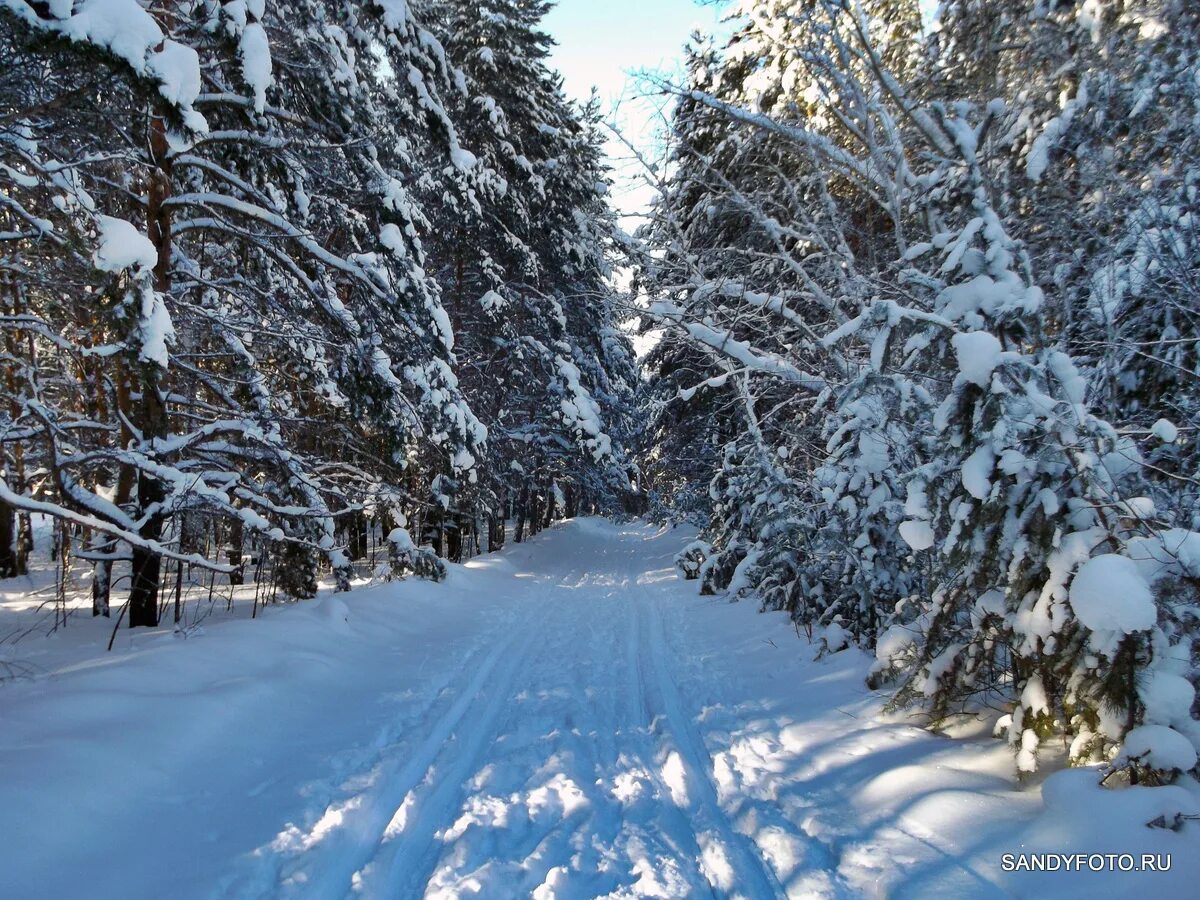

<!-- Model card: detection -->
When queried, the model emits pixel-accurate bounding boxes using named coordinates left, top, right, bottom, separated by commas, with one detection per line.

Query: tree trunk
left=2, top=274, right=30, bottom=576
left=91, top=536, right=114, bottom=617
left=514, top=485, right=529, bottom=543
left=0, top=495, right=16, bottom=578
left=348, top=510, right=368, bottom=561
left=227, top=516, right=244, bottom=586
left=128, top=115, right=173, bottom=628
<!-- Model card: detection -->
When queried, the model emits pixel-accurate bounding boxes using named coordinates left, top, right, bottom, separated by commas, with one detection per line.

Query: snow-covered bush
left=674, top=540, right=712, bottom=580
left=387, top=528, right=448, bottom=584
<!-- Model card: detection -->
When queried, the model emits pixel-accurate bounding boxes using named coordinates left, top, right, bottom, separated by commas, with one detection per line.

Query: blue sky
left=544, top=0, right=731, bottom=224
left=545, top=0, right=727, bottom=105
left=542, top=1, right=937, bottom=225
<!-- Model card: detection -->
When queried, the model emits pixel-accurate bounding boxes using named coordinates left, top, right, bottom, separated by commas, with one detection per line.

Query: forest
left=1, top=0, right=639, bottom=627
left=1, top=1, right=1198, bottom=897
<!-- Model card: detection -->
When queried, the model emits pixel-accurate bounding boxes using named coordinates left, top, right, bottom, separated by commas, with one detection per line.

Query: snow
left=137, top=286, right=175, bottom=368
left=951, top=329, right=1003, bottom=387
left=1102, top=436, right=1144, bottom=479
left=1141, top=671, right=1196, bottom=727
left=1126, top=528, right=1200, bottom=582
left=1068, top=553, right=1157, bottom=635
left=93, top=215, right=156, bottom=273
left=387, top=526, right=416, bottom=551
left=961, top=442, right=996, bottom=500
left=1150, top=418, right=1179, bottom=442
left=1117, top=725, right=1199, bottom=773
left=449, top=144, right=478, bottom=171
left=0, top=520, right=1196, bottom=897
left=379, top=222, right=406, bottom=256
left=149, top=40, right=203, bottom=109
left=478, top=289, right=505, bottom=311
left=899, top=519, right=936, bottom=551
left=238, top=21, right=273, bottom=113
left=2, top=0, right=207, bottom=130
left=374, top=0, right=409, bottom=30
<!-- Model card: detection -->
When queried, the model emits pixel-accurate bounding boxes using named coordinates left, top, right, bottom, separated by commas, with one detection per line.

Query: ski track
left=9, top=519, right=1197, bottom=899
left=226, top=522, right=821, bottom=898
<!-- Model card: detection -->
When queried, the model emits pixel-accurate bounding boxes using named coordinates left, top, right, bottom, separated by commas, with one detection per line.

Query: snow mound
left=1068, top=554, right=1156, bottom=635
left=315, top=594, right=352, bottom=634
left=1117, top=725, right=1198, bottom=773
left=820, top=621, right=849, bottom=653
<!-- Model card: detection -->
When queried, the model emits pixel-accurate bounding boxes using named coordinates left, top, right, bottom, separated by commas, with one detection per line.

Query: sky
left=544, top=0, right=731, bottom=226
left=542, top=0, right=939, bottom=228
left=545, top=0, right=727, bottom=105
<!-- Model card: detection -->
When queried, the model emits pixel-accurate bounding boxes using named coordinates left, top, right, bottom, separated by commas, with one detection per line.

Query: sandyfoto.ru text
left=1001, top=853, right=1171, bottom=873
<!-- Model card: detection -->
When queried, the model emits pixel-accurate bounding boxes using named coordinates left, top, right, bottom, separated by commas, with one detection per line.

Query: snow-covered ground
left=0, top=519, right=1195, bottom=899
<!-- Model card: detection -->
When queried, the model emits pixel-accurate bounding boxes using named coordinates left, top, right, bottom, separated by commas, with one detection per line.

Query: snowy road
left=223, top=519, right=793, bottom=899
left=2, top=519, right=1195, bottom=899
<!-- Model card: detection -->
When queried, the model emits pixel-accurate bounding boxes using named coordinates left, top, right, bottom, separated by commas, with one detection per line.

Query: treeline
left=0, top=0, right=636, bottom=626
left=639, top=0, right=1199, bottom=781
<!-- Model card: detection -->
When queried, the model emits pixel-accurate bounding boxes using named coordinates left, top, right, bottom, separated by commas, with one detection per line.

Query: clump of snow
left=379, top=223, right=407, bottom=257
left=875, top=623, right=916, bottom=664
left=239, top=21, right=273, bottom=113
left=1027, top=83, right=1088, bottom=182
left=1116, top=724, right=1198, bottom=773
left=5, top=0, right=207, bottom=130
left=1150, top=418, right=1179, bottom=443
left=1126, top=528, right=1200, bottom=583
left=1140, top=671, right=1196, bottom=727
left=820, top=621, right=849, bottom=653
left=93, top=216, right=156, bottom=273
left=149, top=40, right=202, bottom=109
left=373, top=0, right=408, bottom=29
left=951, top=330, right=1002, bottom=387
left=899, top=520, right=935, bottom=551
left=137, top=289, right=175, bottom=369
left=556, top=357, right=613, bottom=462
left=1047, top=350, right=1088, bottom=406
left=479, top=290, right=505, bottom=312
left=857, top=429, right=890, bottom=474
left=1101, top=436, right=1143, bottom=478
left=387, top=527, right=416, bottom=551
left=449, top=145, right=477, bottom=171
left=1068, top=554, right=1156, bottom=634
left=961, top=443, right=995, bottom=500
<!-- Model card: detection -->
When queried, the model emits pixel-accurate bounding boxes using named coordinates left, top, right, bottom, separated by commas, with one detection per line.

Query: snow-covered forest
left=636, top=0, right=1200, bottom=787
left=0, top=0, right=638, bottom=625
left=1, top=0, right=1199, bottom=897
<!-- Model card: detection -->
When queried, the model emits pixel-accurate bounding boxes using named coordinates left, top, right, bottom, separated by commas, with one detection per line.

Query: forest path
left=0, top=519, right=1038, bottom=899
left=225, top=519, right=804, bottom=899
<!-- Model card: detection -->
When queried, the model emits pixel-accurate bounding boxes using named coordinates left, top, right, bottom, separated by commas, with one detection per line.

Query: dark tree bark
left=128, top=116, right=173, bottom=628
left=227, top=516, right=244, bottom=586
left=514, top=484, right=529, bottom=543
left=0, top=494, right=16, bottom=579
left=348, top=510, right=368, bottom=561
